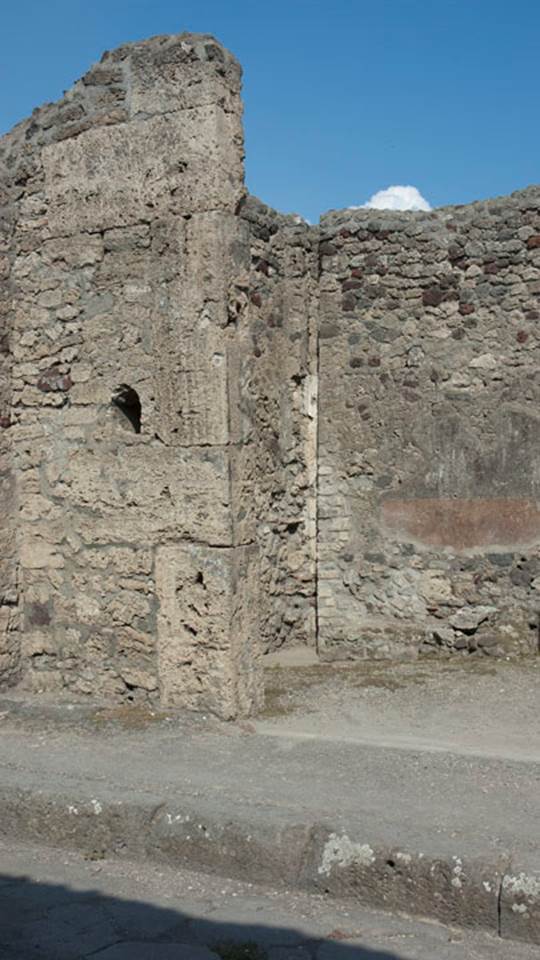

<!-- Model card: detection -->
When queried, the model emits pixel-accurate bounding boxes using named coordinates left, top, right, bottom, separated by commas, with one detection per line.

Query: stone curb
left=0, top=785, right=538, bottom=946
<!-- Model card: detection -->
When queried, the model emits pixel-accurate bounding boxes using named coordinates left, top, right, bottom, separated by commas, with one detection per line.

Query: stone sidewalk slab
left=0, top=688, right=538, bottom=945
left=1, top=838, right=539, bottom=960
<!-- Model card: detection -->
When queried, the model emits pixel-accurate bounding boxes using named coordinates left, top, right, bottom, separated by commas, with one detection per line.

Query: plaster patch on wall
left=381, top=498, right=540, bottom=550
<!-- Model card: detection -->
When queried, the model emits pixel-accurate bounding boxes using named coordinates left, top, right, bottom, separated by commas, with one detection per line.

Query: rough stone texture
left=0, top=31, right=539, bottom=713
left=0, top=34, right=264, bottom=716
left=0, top=129, right=20, bottom=687
left=317, top=192, right=540, bottom=660
left=236, top=197, right=318, bottom=652
left=155, top=542, right=260, bottom=715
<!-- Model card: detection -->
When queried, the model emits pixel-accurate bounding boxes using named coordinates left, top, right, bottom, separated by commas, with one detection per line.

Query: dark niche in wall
left=112, top=384, right=142, bottom=434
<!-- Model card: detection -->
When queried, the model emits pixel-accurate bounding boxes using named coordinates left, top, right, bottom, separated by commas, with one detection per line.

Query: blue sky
left=1, top=0, right=538, bottom=222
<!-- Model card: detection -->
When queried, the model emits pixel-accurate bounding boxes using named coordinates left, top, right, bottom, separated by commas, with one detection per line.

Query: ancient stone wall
left=318, top=190, right=540, bottom=660
left=0, top=147, right=20, bottom=685
left=0, top=34, right=264, bottom=716
left=1, top=32, right=539, bottom=715
left=236, top=197, right=318, bottom=652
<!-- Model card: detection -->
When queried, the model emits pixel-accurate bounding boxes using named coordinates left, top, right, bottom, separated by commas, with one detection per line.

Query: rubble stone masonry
left=318, top=197, right=540, bottom=661
left=0, top=33, right=538, bottom=715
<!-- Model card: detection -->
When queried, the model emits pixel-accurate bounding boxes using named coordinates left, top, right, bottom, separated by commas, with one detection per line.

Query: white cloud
left=361, top=185, right=431, bottom=212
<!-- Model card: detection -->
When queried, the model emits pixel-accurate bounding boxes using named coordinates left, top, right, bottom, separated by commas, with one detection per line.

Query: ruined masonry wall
left=0, top=35, right=265, bottom=716
left=318, top=191, right=540, bottom=659
left=0, top=147, right=19, bottom=684
left=237, top=197, right=318, bottom=652
left=1, top=32, right=539, bottom=716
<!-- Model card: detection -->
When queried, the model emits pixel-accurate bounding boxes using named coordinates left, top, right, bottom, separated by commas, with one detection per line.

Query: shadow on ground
left=0, top=872, right=403, bottom=960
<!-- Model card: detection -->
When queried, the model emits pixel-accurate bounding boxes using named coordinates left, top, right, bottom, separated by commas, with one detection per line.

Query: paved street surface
left=0, top=839, right=536, bottom=960
left=0, top=662, right=539, bottom=943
